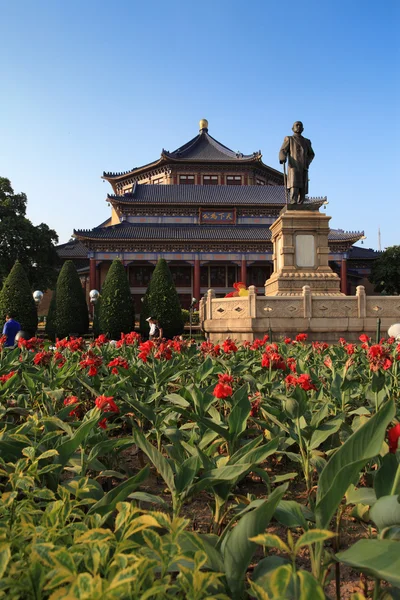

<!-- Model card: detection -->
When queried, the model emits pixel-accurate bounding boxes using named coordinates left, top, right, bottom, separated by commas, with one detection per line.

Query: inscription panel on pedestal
left=295, top=234, right=315, bottom=268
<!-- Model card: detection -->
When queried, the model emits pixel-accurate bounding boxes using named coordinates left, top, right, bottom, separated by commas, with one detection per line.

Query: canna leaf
left=336, top=539, right=400, bottom=587
left=132, top=429, right=175, bottom=493
left=223, top=483, right=288, bottom=599
left=88, top=465, right=149, bottom=516
left=315, top=399, right=395, bottom=529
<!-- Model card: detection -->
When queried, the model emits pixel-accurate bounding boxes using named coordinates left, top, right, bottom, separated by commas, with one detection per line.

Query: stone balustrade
left=200, top=285, right=400, bottom=343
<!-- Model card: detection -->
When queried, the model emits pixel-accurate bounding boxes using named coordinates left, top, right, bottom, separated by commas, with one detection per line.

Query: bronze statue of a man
left=279, top=121, right=315, bottom=204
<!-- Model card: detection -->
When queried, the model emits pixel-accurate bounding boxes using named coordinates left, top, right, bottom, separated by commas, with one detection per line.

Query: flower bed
left=0, top=332, right=399, bottom=599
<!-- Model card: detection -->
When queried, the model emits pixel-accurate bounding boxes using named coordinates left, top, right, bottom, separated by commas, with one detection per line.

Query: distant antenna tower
left=378, top=227, right=381, bottom=251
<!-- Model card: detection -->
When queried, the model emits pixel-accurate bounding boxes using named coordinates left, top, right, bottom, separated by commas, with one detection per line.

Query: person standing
left=2, top=313, right=21, bottom=347
left=279, top=121, right=315, bottom=205
left=146, top=317, right=163, bottom=340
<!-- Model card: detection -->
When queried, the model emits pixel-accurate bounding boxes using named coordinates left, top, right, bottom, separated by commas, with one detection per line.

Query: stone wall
left=200, top=285, right=400, bottom=343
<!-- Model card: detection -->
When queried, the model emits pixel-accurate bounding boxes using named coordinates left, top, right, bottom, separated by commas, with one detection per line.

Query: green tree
left=54, top=261, right=89, bottom=338
left=0, top=261, right=38, bottom=335
left=99, top=260, right=134, bottom=339
left=369, top=245, right=400, bottom=295
left=140, top=258, right=184, bottom=339
left=0, top=177, right=59, bottom=290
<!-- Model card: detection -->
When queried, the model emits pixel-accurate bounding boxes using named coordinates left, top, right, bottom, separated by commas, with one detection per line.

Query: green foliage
left=54, top=260, right=89, bottom=338
left=0, top=177, right=59, bottom=290
left=45, top=288, right=57, bottom=341
left=182, top=309, right=200, bottom=325
left=140, top=258, right=184, bottom=339
left=98, top=260, right=134, bottom=339
left=370, top=245, right=400, bottom=294
left=0, top=261, right=37, bottom=334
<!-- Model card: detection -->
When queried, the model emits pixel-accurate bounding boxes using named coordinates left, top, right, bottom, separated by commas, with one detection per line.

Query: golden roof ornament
left=199, top=118, right=208, bottom=132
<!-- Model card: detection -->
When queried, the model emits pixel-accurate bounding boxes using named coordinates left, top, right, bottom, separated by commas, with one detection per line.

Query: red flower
left=154, top=343, right=173, bottom=360
left=339, top=337, right=347, bottom=346
left=19, top=337, right=43, bottom=351
left=312, top=341, right=328, bottom=353
left=116, top=331, right=141, bottom=348
left=79, top=352, right=103, bottom=376
left=225, top=291, right=238, bottom=298
left=359, top=334, right=370, bottom=344
left=0, top=370, right=16, bottom=384
left=213, top=382, right=233, bottom=399
left=64, top=396, right=80, bottom=417
left=295, top=333, right=308, bottom=343
left=33, top=351, right=52, bottom=366
left=93, top=334, right=109, bottom=347
left=367, top=344, right=392, bottom=372
left=53, top=351, right=66, bottom=368
left=324, top=357, right=333, bottom=369
left=222, top=339, right=238, bottom=354
left=200, top=341, right=221, bottom=357
left=284, top=337, right=292, bottom=344
left=287, top=357, right=297, bottom=373
left=250, top=393, right=262, bottom=417
left=0, top=335, right=7, bottom=348
left=297, top=374, right=317, bottom=391
left=285, top=374, right=298, bottom=388
left=388, top=424, right=400, bottom=453
left=345, top=343, right=356, bottom=355
left=95, top=395, right=119, bottom=413
left=66, top=337, right=85, bottom=352
left=108, top=356, right=129, bottom=374
left=218, top=373, right=234, bottom=384
left=98, top=418, right=108, bottom=429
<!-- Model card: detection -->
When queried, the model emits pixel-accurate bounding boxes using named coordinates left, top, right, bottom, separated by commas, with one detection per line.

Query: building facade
left=63, top=120, right=368, bottom=312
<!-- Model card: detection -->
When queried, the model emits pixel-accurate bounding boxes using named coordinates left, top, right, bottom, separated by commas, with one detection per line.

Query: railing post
left=302, top=285, right=312, bottom=318
left=206, top=289, right=215, bottom=320
left=356, top=285, right=366, bottom=318
left=248, top=285, right=257, bottom=318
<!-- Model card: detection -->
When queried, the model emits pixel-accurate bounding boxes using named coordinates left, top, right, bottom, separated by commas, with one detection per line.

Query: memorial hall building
left=59, top=119, right=375, bottom=312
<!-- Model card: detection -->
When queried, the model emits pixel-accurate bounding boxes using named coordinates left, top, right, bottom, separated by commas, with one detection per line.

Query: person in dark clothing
left=2, top=313, right=21, bottom=347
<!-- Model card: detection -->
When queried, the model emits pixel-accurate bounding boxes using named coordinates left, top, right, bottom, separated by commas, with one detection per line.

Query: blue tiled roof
left=110, top=184, right=326, bottom=206
left=164, top=131, right=257, bottom=162
left=74, top=222, right=362, bottom=243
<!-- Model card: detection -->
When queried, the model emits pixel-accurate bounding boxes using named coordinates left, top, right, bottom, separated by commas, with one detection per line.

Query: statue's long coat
left=279, top=134, right=315, bottom=193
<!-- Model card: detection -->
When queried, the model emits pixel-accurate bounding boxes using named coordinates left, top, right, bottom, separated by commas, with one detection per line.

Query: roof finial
left=199, top=118, right=208, bottom=133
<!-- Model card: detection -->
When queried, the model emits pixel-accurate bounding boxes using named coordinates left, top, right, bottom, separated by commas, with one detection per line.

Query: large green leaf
left=132, top=429, right=175, bottom=493
left=223, top=483, right=288, bottom=599
left=175, top=455, right=200, bottom=495
left=228, top=385, right=251, bottom=439
left=315, top=400, right=395, bottom=529
left=336, top=539, right=400, bottom=587
left=55, top=414, right=99, bottom=468
left=370, top=495, right=400, bottom=531
left=374, top=453, right=400, bottom=498
left=309, top=416, right=343, bottom=450
left=88, top=465, right=149, bottom=516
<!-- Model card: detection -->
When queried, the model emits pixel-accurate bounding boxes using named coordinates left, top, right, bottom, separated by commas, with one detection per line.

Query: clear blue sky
left=1, top=0, right=399, bottom=249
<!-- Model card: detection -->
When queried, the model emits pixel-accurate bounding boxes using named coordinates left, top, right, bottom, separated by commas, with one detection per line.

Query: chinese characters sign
left=200, top=209, right=235, bottom=224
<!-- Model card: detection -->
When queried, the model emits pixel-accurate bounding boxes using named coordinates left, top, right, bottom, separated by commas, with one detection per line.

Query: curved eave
left=102, top=157, right=167, bottom=181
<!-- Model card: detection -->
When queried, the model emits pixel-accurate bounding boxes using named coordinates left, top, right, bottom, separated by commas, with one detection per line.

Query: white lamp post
left=189, top=297, right=197, bottom=339
left=89, top=289, right=100, bottom=328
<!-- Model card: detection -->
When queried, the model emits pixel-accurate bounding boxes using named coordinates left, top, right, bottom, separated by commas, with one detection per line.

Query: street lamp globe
left=89, top=289, right=100, bottom=304
left=388, top=323, right=400, bottom=341
left=33, top=290, right=44, bottom=305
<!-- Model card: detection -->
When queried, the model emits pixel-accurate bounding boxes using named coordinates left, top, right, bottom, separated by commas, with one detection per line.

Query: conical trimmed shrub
left=99, top=260, right=134, bottom=339
left=54, top=260, right=89, bottom=338
left=0, top=261, right=37, bottom=335
left=140, top=258, right=184, bottom=339
left=45, top=289, right=57, bottom=341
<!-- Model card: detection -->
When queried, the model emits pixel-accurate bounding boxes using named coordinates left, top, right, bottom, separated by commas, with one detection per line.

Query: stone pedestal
left=265, top=206, right=342, bottom=296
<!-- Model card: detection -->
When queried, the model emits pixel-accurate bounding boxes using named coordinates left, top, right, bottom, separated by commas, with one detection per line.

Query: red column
left=341, top=258, right=348, bottom=295
left=194, top=259, right=200, bottom=305
left=241, top=258, right=247, bottom=285
left=89, top=258, right=96, bottom=292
